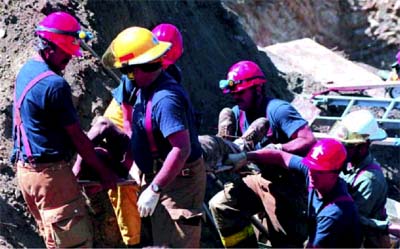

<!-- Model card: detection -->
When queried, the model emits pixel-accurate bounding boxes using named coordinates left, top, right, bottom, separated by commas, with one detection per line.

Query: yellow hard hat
left=102, top=26, right=171, bottom=69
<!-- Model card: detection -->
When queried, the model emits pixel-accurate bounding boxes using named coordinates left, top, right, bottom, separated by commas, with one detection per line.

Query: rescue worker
left=11, top=12, right=117, bottom=248
left=328, top=109, right=394, bottom=247
left=102, top=26, right=205, bottom=248
left=217, top=60, right=316, bottom=154
left=76, top=23, right=183, bottom=246
left=208, top=60, right=316, bottom=247
left=222, top=138, right=362, bottom=247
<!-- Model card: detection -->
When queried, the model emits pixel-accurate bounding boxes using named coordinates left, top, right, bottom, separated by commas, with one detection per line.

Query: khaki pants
left=209, top=172, right=307, bottom=248
left=16, top=161, right=93, bottom=248
left=143, top=157, right=206, bottom=248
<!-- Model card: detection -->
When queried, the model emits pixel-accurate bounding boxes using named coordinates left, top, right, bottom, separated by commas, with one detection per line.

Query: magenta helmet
left=302, top=138, right=347, bottom=172
left=219, top=60, right=266, bottom=94
left=35, top=12, right=82, bottom=56
left=152, top=23, right=183, bottom=68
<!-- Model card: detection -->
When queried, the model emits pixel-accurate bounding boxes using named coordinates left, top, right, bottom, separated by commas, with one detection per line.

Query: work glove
left=264, top=143, right=283, bottom=151
left=224, top=151, right=248, bottom=171
left=137, top=186, right=160, bottom=217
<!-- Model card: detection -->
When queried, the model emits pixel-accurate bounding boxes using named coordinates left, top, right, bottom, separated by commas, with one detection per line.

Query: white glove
left=224, top=152, right=248, bottom=171
left=137, top=186, right=160, bottom=217
left=264, top=143, right=283, bottom=150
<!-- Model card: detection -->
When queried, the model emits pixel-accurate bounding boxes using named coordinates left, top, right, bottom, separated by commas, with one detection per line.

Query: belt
left=150, top=158, right=193, bottom=177
left=17, top=160, right=69, bottom=171
left=180, top=167, right=192, bottom=177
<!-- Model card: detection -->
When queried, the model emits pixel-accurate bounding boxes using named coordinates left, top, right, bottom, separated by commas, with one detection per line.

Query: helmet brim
left=119, top=41, right=171, bottom=68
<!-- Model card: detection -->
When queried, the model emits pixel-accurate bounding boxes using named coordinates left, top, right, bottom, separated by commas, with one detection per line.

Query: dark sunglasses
left=310, top=169, right=340, bottom=175
left=119, top=62, right=162, bottom=75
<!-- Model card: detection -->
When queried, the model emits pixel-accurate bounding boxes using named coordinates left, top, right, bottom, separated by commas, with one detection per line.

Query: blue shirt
left=111, top=75, right=136, bottom=106
left=11, top=58, right=78, bottom=163
left=131, top=71, right=202, bottom=173
left=232, top=98, right=307, bottom=146
left=289, top=156, right=362, bottom=248
left=112, top=65, right=182, bottom=106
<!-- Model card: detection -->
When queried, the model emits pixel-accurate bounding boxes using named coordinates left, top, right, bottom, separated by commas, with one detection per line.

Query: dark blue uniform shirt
left=11, top=59, right=78, bottom=163
left=289, top=155, right=362, bottom=248
left=131, top=71, right=202, bottom=173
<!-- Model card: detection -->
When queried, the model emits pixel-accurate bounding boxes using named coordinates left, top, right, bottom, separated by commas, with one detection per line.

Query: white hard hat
left=329, top=109, right=387, bottom=144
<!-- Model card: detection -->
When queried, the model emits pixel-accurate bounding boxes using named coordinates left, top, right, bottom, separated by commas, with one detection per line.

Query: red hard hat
left=302, top=138, right=347, bottom=172
left=219, top=60, right=266, bottom=94
left=152, top=23, right=183, bottom=68
left=35, top=12, right=82, bottom=56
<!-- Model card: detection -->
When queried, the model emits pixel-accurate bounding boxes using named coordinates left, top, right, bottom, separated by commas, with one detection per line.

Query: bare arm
left=151, top=129, right=191, bottom=188
left=282, top=125, right=316, bottom=155
left=247, top=148, right=293, bottom=169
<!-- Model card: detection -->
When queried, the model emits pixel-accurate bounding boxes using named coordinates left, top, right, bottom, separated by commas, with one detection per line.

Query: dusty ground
left=0, top=0, right=399, bottom=247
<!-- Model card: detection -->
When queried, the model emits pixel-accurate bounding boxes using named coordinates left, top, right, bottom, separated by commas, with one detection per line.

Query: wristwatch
left=151, top=183, right=162, bottom=193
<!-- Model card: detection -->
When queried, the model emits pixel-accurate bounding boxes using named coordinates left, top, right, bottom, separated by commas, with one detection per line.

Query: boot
left=234, top=117, right=269, bottom=151
left=217, top=108, right=237, bottom=141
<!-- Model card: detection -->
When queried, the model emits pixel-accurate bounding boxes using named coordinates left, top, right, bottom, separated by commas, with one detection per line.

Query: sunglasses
left=309, top=169, right=340, bottom=175
left=119, top=62, right=162, bottom=75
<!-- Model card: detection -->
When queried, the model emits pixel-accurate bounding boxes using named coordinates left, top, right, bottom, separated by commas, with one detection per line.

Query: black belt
left=150, top=158, right=193, bottom=177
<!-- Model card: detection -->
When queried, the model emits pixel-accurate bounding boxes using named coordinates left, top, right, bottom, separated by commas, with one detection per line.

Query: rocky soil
left=0, top=0, right=399, bottom=247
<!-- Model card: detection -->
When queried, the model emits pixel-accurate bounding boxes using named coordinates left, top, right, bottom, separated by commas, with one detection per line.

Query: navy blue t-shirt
left=11, top=58, right=78, bottom=163
left=131, top=71, right=202, bottom=173
left=112, top=65, right=182, bottom=106
left=289, top=156, right=362, bottom=248
left=232, top=98, right=307, bottom=146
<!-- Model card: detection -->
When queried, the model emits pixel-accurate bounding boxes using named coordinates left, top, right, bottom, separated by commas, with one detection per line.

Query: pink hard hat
left=35, top=12, right=82, bottom=56
left=219, top=60, right=266, bottom=94
left=302, top=138, right=347, bottom=172
left=152, top=23, right=183, bottom=68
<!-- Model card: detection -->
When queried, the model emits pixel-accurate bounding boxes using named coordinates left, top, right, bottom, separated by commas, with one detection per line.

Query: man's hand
left=389, top=222, right=400, bottom=238
left=137, top=186, right=161, bottom=217
left=224, top=152, right=248, bottom=171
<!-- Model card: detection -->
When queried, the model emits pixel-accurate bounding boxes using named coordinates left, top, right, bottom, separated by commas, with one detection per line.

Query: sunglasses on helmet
left=35, top=26, right=94, bottom=42
left=219, top=76, right=265, bottom=93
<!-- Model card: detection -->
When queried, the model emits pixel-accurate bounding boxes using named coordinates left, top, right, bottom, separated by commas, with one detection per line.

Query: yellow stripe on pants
left=220, top=224, right=255, bottom=247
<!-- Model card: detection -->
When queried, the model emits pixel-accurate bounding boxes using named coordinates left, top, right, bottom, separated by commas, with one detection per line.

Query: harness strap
left=14, top=70, right=55, bottom=163
left=239, top=110, right=246, bottom=135
left=145, top=94, right=159, bottom=157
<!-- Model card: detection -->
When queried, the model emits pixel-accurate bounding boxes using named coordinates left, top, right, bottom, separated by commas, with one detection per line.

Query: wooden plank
left=260, top=38, right=389, bottom=90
